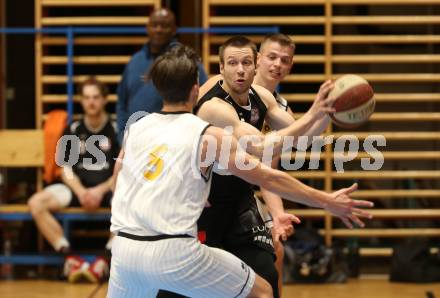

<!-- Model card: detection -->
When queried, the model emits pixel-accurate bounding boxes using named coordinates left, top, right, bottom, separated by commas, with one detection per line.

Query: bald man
left=116, top=8, right=208, bottom=143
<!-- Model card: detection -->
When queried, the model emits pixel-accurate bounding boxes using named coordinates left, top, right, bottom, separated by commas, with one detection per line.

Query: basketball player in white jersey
left=108, top=45, right=373, bottom=298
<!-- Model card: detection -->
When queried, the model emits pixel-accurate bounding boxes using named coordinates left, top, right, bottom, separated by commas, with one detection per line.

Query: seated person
left=28, top=76, right=120, bottom=283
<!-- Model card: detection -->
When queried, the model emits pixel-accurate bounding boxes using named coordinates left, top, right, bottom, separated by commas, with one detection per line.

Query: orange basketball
left=329, top=74, right=375, bottom=128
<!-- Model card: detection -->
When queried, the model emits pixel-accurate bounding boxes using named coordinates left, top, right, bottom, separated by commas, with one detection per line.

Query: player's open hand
left=325, top=183, right=374, bottom=229
left=272, top=212, right=300, bottom=243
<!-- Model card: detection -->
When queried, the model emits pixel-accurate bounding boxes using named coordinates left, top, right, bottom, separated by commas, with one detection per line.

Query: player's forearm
left=260, top=188, right=285, bottom=217
left=260, top=166, right=330, bottom=209
left=265, top=111, right=317, bottom=157
left=231, top=158, right=329, bottom=208
left=299, top=114, right=331, bottom=148
left=259, top=156, right=286, bottom=216
left=226, top=133, right=329, bottom=208
left=95, top=176, right=113, bottom=194
left=61, top=167, right=86, bottom=197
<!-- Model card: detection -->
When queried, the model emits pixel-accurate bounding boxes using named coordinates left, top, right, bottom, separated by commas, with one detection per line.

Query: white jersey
left=108, top=112, right=256, bottom=298
left=110, top=112, right=212, bottom=238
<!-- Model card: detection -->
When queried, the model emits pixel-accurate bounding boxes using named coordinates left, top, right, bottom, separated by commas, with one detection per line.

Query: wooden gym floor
left=0, top=278, right=439, bottom=298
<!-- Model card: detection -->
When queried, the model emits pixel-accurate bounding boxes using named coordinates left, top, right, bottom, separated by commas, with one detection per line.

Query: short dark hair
left=219, top=36, right=257, bottom=65
left=260, top=33, right=296, bottom=54
left=77, top=76, right=109, bottom=98
left=148, top=45, right=199, bottom=103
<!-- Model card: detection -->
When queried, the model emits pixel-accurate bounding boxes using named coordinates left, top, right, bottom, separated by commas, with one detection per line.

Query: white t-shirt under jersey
left=110, top=112, right=211, bottom=237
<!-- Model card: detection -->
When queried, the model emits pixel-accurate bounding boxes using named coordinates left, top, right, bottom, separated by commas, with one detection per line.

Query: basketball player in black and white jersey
left=173, top=36, right=343, bottom=298
left=255, top=33, right=303, bottom=296
left=254, top=33, right=334, bottom=296
left=255, top=34, right=295, bottom=117
left=108, top=44, right=373, bottom=298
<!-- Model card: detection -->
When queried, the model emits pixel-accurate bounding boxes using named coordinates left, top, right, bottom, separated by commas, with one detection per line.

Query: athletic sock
left=54, top=237, right=70, bottom=254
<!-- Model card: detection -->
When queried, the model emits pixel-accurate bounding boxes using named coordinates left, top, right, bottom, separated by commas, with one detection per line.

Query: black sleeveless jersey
left=194, top=80, right=267, bottom=204
left=62, top=117, right=119, bottom=188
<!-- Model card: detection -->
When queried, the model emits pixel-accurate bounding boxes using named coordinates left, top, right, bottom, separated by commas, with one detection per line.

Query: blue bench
left=0, top=204, right=111, bottom=265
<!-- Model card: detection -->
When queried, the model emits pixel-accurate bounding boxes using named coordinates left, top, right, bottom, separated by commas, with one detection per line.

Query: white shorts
left=44, top=183, right=72, bottom=208
left=107, top=235, right=256, bottom=298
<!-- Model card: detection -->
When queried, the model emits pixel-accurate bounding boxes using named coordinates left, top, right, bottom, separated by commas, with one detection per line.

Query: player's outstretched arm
left=200, top=126, right=374, bottom=229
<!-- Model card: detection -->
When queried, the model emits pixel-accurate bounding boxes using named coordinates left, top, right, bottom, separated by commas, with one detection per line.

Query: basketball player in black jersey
left=195, top=36, right=337, bottom=298
left=158, top=38, right=372, bottom=298
left=192, top=35, right=335, bottom=297
left=161, top=36, right=337, bottom=298
left=254, top=34, right=297, bottom=296
left=254, top=33, right=333, bottom=296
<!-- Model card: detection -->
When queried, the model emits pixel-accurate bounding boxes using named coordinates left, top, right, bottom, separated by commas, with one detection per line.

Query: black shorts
left=44, top=183, right=112, bottom=208
left=198, top=195, right=275, bottom=255
left=196, top=196, right=279, bottom=297
left=69, top=191, right=112, bottom=208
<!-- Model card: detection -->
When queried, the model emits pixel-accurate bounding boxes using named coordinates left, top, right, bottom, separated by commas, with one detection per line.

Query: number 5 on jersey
left=143, top=144, right=168, bottom=181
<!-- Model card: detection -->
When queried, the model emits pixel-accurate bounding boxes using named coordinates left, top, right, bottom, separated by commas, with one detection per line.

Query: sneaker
left=63, top=255, right=88, bottom=283
left=83, top=257, right=109, bottom=283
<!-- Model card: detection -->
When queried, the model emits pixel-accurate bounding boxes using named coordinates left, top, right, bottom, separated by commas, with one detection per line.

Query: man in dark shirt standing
left=116, top=8, right=208, bottom=143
